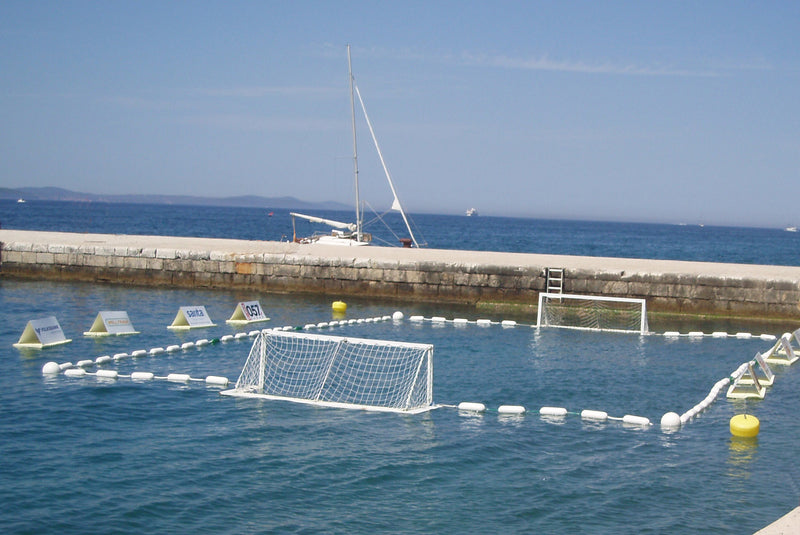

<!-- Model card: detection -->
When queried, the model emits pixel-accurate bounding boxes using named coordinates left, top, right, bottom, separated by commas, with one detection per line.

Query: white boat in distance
left=466, top=207, right=478, bottom=217
left=292, top=45, right=421, bottom=248
left=786, top=226, right=797, bottom=232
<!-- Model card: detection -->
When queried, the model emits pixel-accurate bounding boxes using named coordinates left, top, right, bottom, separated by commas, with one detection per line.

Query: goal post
left=221, top=330, right=436, bottom=414
left=536, top=292, right=649, bottom=335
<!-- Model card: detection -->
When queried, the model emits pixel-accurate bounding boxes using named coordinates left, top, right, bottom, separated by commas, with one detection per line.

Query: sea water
left=1, top=200, right=800, bottom=534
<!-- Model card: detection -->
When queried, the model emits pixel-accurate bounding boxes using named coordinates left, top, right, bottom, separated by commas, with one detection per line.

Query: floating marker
left=539, top=406, right=568, bottom=417
left=13, top=316, right=72, bottom=349
left=476, top=319, right=492, bottom=326
left=83, top=311, right=139, bottom=336
left=167, top=373, right=192, bottom=383
left=42, top=362, right=61, bottom=375
left=431, top=316, right=446, bottom=323
left=131, top=371, right=154, bottom=381
left=581, top=409, right=608, bottom=421
left=453, top=318, right=468, bottom=325
left=167, top=306, right=216, bottom=330
left=205, top=376, right=229, bottom=387
left=735, top=332, right=752, bottom=339
left=498, top=405, right=526, bottom=415
left=712, top=331, right=728, bottom=338
left=196, top=339, right=210, bottom=346
left=501, top=320, right=517, bottom=327
left=149, top=347, right=165, bottom=355
left=233, top=333, right=248, bottom=339
left=165, top=345, right=180, bottom=352
left=131, top=350, right=147, bottom=357
left=220, top=335, right=234, bottom=342
left=458, top=402, right=486, bottom=412
left=65, top=368, right=86, bottom=377
left=688, top=331, right=704, bottom=338
left=730, top=414, right=759, bottom=438
left=113, top=352, right=129, bottom=360
left=77, top=359, right=94, bottom=368
left=96, top=370, right=119, bottom=379
left=180, top=342, right=195, bottom=350
left=410, top=316, right=424, bottom=322
left=622, top=415, right=651, bottom=426
left=95, top=355, right=112, bottom=365
left=332, top=301, right=347, bottom=313
left=663, top=331, right=680, bottom=337
left=660, top=412, right=682, bottom=429
left=226, top=301, right=269, bottom=325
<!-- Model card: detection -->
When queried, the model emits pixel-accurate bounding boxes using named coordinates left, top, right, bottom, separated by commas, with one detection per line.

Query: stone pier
left=1, top=229, right=799, bottom=319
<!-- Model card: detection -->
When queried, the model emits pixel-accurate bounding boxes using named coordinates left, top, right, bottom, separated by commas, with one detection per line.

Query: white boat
left=466, top=208, right=478, bottom=217
left=292, top=45, right=421, bottom=248
left=17, top=198, right=25, bottom=203
left=786, top=226, right=797, bottom=232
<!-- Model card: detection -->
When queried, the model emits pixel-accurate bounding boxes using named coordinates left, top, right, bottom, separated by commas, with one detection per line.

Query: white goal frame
left=536, top=292, right=649, bottom=335
left=221, top=330, right=436, bottom=414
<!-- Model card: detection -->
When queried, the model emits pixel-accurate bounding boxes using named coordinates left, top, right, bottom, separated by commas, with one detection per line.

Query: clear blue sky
left=2, top=1, right=798, bottom=227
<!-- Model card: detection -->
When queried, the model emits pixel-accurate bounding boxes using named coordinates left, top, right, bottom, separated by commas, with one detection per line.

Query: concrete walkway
left=2, top=228, right=800, bottom=279
left=755, top=506, right=800, bottom=534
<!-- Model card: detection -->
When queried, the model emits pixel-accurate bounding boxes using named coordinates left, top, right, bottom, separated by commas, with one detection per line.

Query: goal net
left=221, top=330, right=436, bottom=414
left=536, top=293, right=649, bottom=334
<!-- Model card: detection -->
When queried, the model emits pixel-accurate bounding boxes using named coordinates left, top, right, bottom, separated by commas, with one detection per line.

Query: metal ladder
left=545, top=268, right=564, bottom=295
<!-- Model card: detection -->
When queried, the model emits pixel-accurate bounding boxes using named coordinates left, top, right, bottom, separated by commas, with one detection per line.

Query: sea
left=1, top=199, right=799, bottom=534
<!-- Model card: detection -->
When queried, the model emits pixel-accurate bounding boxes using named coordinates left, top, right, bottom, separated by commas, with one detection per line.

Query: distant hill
left=0, top=187, right=351, bottom=211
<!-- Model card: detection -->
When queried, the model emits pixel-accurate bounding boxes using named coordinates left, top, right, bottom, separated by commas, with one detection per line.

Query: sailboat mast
left=347, top=45, right=362, bottom=242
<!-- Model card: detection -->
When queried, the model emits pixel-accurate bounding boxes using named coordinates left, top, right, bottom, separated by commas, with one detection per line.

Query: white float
left=205, top=376, right=229, bottom=386
left=42, top=362, right=61, bottom=375
left=498, top=405, right=526, bottom=415
left=622, top=415, right=651, bottom=426
left=457, top=402, right=486, bottom=412
left=660, top=412, right=681, bottom=430
left=167, top=373, right=191, bottom=383
left=539, top=406, right=568, bottom=417
left=96, top=370, right=119, bottom=379
left=581, top=409, right=608, bottom=421
left=131, top=371, right=154, bottom=380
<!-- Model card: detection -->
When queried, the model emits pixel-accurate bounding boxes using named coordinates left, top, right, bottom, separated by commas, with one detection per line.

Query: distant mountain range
left=0, top=187, right=351, bottom=211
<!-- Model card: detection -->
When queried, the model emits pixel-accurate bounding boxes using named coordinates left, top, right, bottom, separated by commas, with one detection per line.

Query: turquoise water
left=2, top=279, right=799, bottom=534
left=2, top=200, right=800, bottom=532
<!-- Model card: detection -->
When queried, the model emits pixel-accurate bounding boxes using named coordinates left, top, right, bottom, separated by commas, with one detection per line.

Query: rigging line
left=353, top=83, right=420, bottom=248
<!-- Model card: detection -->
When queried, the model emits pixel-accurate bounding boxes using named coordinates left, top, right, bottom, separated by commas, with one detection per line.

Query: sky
left=1, top=1, right=799, bottom=227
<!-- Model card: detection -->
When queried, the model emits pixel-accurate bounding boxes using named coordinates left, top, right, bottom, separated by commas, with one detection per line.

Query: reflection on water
left=727, top=436, right=758, bottom=479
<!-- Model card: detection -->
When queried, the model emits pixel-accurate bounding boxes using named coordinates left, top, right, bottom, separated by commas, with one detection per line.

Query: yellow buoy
left=332, top=301, right=347, bottom=314
left=730, top=414, right=759, bottom=438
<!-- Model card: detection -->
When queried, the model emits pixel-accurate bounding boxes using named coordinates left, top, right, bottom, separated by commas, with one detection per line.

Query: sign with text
left=226, top=301, right=269, bottom=325
left=14, top=316, right=72, bottom=348
left=168, top=306, right=216, bottom=330
left=84, top=311, right=139, bottom=336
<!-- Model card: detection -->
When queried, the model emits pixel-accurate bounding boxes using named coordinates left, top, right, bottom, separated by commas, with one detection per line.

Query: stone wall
left=1, top=233, right=799, bottom=319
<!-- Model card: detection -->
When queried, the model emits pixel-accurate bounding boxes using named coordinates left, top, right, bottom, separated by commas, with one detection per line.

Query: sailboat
left=291, top=45, right=421, bottom=248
